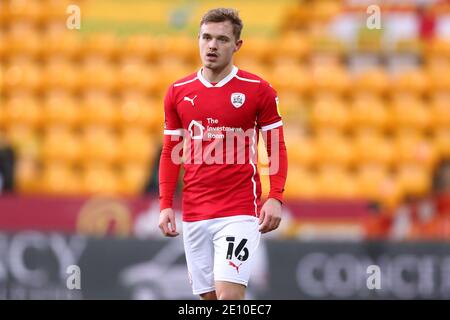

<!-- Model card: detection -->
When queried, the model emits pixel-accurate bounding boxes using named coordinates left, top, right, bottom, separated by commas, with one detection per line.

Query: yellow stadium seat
left=40, top=30, right=81, bottom=60
left=5, top=0, right=43, bottom=23
left=42, top=58, right=79, bottom=91
left=117, top=63, right=159, bottom=93
left=4, top=59, right=41, bottom=92
left=310, top=94, right=349, bottom=130
left=0, top=30, right=5, bottom=60
left=79, top=58, right=117, bottom=92
left=41, top=126, right=80, bottom=164
left=159, top=36, right=198, bottom=65
left=391, top=68, right=429, bottom=95
left=270, top=62, right=310, bottom=94
left=40, top=162, right=81, bottom=195
left=284, top=166, right=317, bottom=199
left=389, top=93, right=431, bottom=130
left=238, top=37, right=271, bottom=64
left=121, top=35, right=158, bottom=61
left=117, top=128, right=156, bottom=164
left=348, top=93, right=389, bottom=130
left=79, top=91, right=117, bottom=127
left=117, top=162, right=150, bottom=195
left=353, top=67, right=389, bottom=95
left=316, top=165, right=357, bottom=199
left=353, top=128, right=394, bottom=167
left=314, top=129, right=353, bottom=167
left=285, top=130, right=316, bottom=167
left=80, top=126, right=119, bottom=164
left=15, top=156, right=39, bottom=194
left=82, top=33, right=119, bottom=59
left=276, top=91, right=308, bottom=123
left=273, top=32, right=310, bottom=62
left=396, top=163, right=432, bottom=198
left=42, top=90, right=80, bottom=127
left=430, top=93, right=450, bottom=129
left=433, top=127, right=450, bottom=158
left=80, top=163, right=120, bottom=195
left=394, top=129, right=438, bottom=169
left=117, top=94, right=162, bottom=131
left=4, top=21, right=41, bottom=57
left=427, top=63, right=450, bottom=92
left=4, top=94, right=41, bottom=128
left=310, top=64, right=350, bottom=94
left=40, top=0, right=72, bottom=22
left=355, top=164, right=402, bottom=209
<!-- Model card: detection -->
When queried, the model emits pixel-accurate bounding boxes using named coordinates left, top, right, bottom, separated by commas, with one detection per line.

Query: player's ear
left=234, top=39, right=243, bottom=52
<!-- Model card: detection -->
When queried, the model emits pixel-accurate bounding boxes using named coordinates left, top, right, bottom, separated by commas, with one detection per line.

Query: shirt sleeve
left=256, top=81, right=283, bottom=131
left=163, top=85, right=183, bottom=136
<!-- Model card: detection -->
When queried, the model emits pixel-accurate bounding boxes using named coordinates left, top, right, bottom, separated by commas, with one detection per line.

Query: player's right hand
left=158, top=208, right=180, bottom=237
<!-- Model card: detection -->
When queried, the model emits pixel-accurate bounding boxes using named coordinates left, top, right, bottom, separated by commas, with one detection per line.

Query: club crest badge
left=231, top=93, right=245, bottom=108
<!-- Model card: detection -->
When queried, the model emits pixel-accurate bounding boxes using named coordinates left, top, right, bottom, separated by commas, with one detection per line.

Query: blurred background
left=1, top=0, right=450, bottom=299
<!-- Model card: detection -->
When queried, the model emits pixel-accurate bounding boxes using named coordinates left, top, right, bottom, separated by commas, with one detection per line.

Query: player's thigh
left=212, top=215, right=261, bottom=286
left=183, top=220, right=215, bottom=295
left=215, top=280, right=246, bottom=300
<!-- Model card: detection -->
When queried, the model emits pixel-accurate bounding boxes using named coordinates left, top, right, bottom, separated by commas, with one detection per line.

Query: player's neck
left=201, top=64, right=234, bottom=84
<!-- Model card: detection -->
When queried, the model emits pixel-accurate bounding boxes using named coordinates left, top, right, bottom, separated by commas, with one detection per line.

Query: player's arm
left=257, top=82, right=288, bottom=234
left=259, top=126, right=288, bottom=233
left=158, top=85, right=183, bottom=237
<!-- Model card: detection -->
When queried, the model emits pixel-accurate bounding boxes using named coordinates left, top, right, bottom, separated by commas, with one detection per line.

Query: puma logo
left=183, top=95, right=197, bottom=106
left=228, top=261, right=242, bottom=274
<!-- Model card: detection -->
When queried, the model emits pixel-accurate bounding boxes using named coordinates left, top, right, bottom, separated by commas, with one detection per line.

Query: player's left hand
left=259, top=198, right=282, bottom=234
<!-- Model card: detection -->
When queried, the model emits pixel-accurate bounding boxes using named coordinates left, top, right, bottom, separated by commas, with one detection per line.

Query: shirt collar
left=197, top=65, right=238, bottom=88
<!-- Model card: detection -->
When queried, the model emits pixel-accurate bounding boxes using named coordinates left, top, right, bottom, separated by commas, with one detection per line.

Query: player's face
left=199, top=21, right=242, bottom=71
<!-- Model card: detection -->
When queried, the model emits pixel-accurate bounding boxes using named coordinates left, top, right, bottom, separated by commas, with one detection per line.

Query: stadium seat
left=5, top=0, right=42, bottom=24
left=117, top=94, right=162, bottom=131
left=79, top=57, right=117, bottom=92
left=80, top=126, right=119, bottom=164
left=391, top=68, right=429, bottom=95
left=117, top=162, right=151, bottom=195
left=120, top=35, right=158, bottom=61
left=4, top=59, right=42, bottom=92
left=270, top=62, right=310, bottom=94
left=4, top=21, right=41, bottom=57
left=433, top=127, right=450, bottom=158
left=117, top=128, right=156, bottom=164
left=284, top=165, right=317, bottom=199
left=314, top=129, right=353, bottom=167
left=353, top=128, right=394, bottom=167
left=396, top=163, right=432, bottom=198
left=40, top=30, right=81, bottom=60
left=39, top=162, right=80, bottom=195
left=430, top=92, right=450, bottom=129
left=310, top=63, right=350, bottom=94
left=310, top=94, right=349, bottom=130
left=394, top=129, right=438, bottom=169
left=42, top=90, right=80, bottom=127
left=348, top=93, right=389, bottom=130
left=79, top=91, right=117, bottom=127
left=15, top=156, right=40, bottom=194
left=41, top=126, right=80, bottom=164
left=353, top=67, right=389, bottom=95
left=273, top=32, right=310, bottom=62
left=82, top=33, right=119, bottom=59
left=389, top=93, right=431, bottom=131
left=4, top=94, right=41, bottom=129
left=316, top=165, right=357, bottom=199
left=80, top=163, right=120, bottom=195
left=42, top=58, right=79, bottom=92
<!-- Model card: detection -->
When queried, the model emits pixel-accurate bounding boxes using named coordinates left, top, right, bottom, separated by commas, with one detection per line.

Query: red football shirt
left=162, top=66, right=283, bottom=222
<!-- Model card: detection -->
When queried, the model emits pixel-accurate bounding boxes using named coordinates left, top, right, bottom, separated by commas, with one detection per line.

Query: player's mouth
left=206, top=52, right=218, bottom=61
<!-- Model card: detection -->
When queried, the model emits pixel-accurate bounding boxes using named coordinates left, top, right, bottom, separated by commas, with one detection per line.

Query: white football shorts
left=182, top=215, right=261, bottom=295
